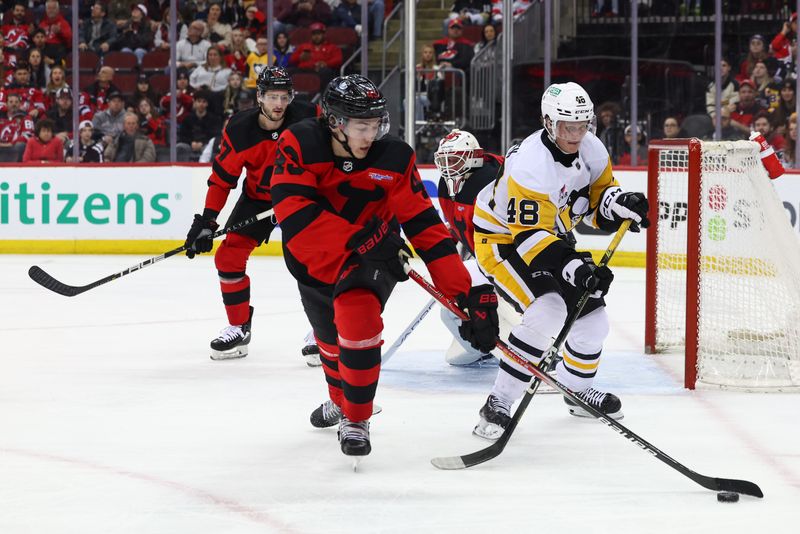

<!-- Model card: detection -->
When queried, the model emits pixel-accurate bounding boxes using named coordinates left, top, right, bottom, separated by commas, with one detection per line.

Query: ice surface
left=1, top=255, right=798, bottom=533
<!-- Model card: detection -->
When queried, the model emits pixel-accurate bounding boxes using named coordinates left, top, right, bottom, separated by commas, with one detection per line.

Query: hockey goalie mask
left=541, top=82, right=596, bottom=153
left=434, top=129, right=484, bottom=196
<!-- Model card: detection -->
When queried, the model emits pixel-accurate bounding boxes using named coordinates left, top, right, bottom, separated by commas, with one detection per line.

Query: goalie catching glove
left=456, top=284, right=499, bottom=353
left=561, top=251, right=614, bottom=297
left=184, top=213, right=219, bottom=258
left=599, top=187, right=650, bottom=232
left=348, top=216, right=412, bottom=281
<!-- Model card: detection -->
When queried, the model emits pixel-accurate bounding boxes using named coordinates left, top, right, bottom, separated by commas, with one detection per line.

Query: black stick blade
left=28, top=266, right=84, bottom=297
left=714, top=477, right=764, bottom=498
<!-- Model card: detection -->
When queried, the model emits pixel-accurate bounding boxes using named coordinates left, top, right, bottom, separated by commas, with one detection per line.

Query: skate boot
left=310, top=399, right=342, bottom=428
left=473, top=394, right=512, bottom=441
left=338, top=417, right=371, bottom=456
left=301, top=344, right=322, bottom=367
left=210, top=306, right=253, bottom=360
left=564, top=387, right=623, bottom=420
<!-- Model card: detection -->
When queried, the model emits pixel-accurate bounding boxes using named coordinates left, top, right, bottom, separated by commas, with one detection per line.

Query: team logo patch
left=343, top=161, right=353, bottom=172
left=272, top=132, right=278, bottom=139
left=457, top=206, right=465, bottom=211
left=368, top=172, right=392, bottom=182
left=558, top=185, right=569, bottom=205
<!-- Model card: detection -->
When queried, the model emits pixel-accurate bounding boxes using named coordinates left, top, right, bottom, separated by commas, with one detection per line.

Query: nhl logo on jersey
left=272, top=132, right=278, bottom=139
left=343, top=161, right=353, bottom=172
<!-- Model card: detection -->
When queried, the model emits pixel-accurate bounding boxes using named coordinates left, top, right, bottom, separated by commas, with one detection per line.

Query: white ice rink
left=1, top=254, right=799, bottom=534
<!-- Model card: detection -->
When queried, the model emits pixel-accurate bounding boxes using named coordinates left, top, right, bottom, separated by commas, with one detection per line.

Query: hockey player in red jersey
left=271, top=75, right=499, bottom=458
left=434, top=129, right=506, bottom=366
left=183, top=67, right=319, bottom=360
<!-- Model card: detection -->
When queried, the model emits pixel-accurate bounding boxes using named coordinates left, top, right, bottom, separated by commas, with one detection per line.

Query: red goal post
left=644, top=138, right=800, bottom=391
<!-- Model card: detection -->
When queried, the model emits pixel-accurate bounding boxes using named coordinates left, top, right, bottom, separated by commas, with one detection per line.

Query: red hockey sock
left=215, top=233, right=258, bottom=325
left=317, top=339, right=343, bottom=406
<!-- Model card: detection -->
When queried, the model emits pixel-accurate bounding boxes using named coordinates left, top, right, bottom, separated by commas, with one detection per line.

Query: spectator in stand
left=177, top=20, right=210, bottom=70
left=27, top=48, right=47, bottom=89
left=273, top=31, right=294, bottom=68
left=128, top=73, right=158, bottom=109
left=706, top=57, right=739, bottom=118
left=108, top=0, right=135, bottom=28
left=205, top=2, right=232, bottom=50
left=44, top=65, right=68, bottom=102
left=80, top=1, right=117, bottom=55
left=39, top=0, right=72, bottom=63
left=0, top=93, right=34, bottom=161
left=284, top=0, right=331, bottom=29
left=332, top=0, right=385, bottom=40
left=717, top=106, right=747, bottom=141
left=220, top=0, right=245, bottom=27
left=190, top=45, right=232, bottom=92
left=176, top=66, right=195, bottom=98
left=225, top=27, right=249, bottom=74
left=729, top=79, right=765, bottom=136
left=22, top=117, right=63, bottom=162
left=244, top=35, right=270, bottom=91
left=782, top=113, right=797, bottom=168
left=290, top=22, right=342, bottom=88
left=3, top=62, right=46, bottom=119
left=595, top=100, right=623, bottom=161
left=662, top=116, right=683, bottom=139
left=105, top=111, right=156, bottom=162
left=753, top=110, right=785, bottom=152
left=115, top=3, right=153, bottom=64
left=445, top=0, right=492, bottom=31
left=770, top=12, right=796, bottom=76
left=186, top=0, right=211, bottom=21
left=160, top=92, right=194, bottom=124
left=65, top=120, right=104, bottom=162
left=2, top=2, right=32, bottom=53
left=46, top=86, right=74, bottom=141
left=93, top=89, right=126, bottom=144
left=617, top=124, right=647, bottom=166
left=177, top=89, right=221, bottom=160
left=737, top=34, right=769, bottom=82
left=84, top=65, right=121, bottom=111
left=153, top=6, right=188, bottom=51
left=770, top=80, right=796, bottom=135
left=751, top=59, right=779, bottom=111
left=415, top=44, right=444, bottom=120
left=136, top=97, right=165, bottom=145
left=243, top=4, right=267, bottom=39
left=221, top=70, right=248, bottom=115
left=474, top=23, right=497, bottom=54
left=433, top=19, right=474, bottom=74
left=198, top=111, right=232, bottom=163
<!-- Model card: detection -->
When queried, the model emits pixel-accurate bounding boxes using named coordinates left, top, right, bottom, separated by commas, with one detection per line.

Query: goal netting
left=645, top=138, right=800, bottom=390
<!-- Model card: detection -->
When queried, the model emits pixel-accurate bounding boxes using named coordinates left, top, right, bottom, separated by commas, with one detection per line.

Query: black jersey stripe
left=212, top=160, right=239, bottom=185
left=401, top=206, right=442, bottom=239
left=270, top=182, right=318, bottom=205
left=415, top=237, right=458, bottom=264
left=277, top=202, right=323, bottom=243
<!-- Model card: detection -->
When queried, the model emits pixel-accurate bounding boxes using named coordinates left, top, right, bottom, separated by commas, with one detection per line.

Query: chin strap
left=333, top=128, right=358, bottom=159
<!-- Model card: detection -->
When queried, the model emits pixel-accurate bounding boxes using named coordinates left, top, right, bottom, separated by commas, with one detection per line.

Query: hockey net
left=645, top=138, right=800, bottom=390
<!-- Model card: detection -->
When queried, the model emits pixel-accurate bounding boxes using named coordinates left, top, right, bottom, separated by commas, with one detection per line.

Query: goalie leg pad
left=440, top=308, right=487, bottom=365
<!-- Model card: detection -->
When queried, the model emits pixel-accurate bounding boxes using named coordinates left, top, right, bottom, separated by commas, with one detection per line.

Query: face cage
left=434, top=149, right=481, bottom=196
left=331, top=112, right=391, bottom=142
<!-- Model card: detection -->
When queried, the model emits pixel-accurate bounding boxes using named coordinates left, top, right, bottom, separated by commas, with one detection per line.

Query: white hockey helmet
left=434, top=129, right=484, bottom=196
left=540, top=82, right=595, bottom=143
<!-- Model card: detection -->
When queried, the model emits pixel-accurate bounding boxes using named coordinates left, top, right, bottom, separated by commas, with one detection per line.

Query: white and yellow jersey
left=473, top=129, right=618, bottom=272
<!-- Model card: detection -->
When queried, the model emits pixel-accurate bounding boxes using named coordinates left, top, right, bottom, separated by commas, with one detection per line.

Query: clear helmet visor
left=339, top=113, right=390, bottom=143
left=545, top=116, right=596, bottom=147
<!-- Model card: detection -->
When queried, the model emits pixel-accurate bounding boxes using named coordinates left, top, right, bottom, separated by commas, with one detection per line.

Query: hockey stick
left=432, top=221, right=631, bottom=469
left=381, top=297, right=436, bottom=364
left=28, top=208, right=275, bottom=297
left=409, top=232, right=763, bottom=498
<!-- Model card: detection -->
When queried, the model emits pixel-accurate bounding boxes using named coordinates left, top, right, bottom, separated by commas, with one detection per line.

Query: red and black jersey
left=203, top=100, right=320, bottom=216
left=437, top=153, right=503, bottom=254
left=271, top=119, right=471, bottom=300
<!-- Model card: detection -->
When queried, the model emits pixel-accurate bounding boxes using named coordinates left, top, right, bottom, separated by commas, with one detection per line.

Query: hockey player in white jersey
left=471, top=82, right=650, bottom=440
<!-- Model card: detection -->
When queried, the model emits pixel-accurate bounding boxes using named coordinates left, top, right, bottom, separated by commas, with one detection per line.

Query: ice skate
left=339, top=417, right=371, bottom=460
left=300, top=330, right=322, bottom=367
left=210, top=306, right=253, bottom=360
left=473, top=394, right=512, bottom=441
left=564, top=387, right=623, bottom=420
left=310, top=400, right=382, bottom=428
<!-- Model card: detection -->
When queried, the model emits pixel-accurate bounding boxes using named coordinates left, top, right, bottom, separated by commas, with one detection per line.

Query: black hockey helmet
left=256, top=66, right=293, bottom=96
left=322, top=75, right=389, bottom=138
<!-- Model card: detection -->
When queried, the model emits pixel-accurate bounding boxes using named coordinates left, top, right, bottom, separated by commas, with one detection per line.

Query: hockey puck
left=717, top=491, right=740, bottom=503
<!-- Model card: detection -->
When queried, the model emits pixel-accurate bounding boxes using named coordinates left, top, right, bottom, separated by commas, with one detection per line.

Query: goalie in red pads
left=271, top=75, right=499, bottom=458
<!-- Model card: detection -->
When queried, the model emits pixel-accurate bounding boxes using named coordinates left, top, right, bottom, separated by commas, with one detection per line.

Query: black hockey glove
left=457, top=284, right=499, bottom=354
left=348, top=216, right=412, bottom=281
left=608, top=190, right=650, bottom=232
left=184, top=213, right=219, bottom=258
left=561, top=252, right=614, bottom=297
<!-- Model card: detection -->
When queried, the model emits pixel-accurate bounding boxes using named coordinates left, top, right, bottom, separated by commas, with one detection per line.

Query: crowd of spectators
left=0, top=0, right=383, bottom=162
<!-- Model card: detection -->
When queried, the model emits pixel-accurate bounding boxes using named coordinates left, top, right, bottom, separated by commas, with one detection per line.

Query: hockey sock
left=334, top=289, right=383, bottom=422
left=557, top=307, right=609, bottom=392
left=317, top=339, right=344, bottom=407
left=215, top=233, right=258, bottom=325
